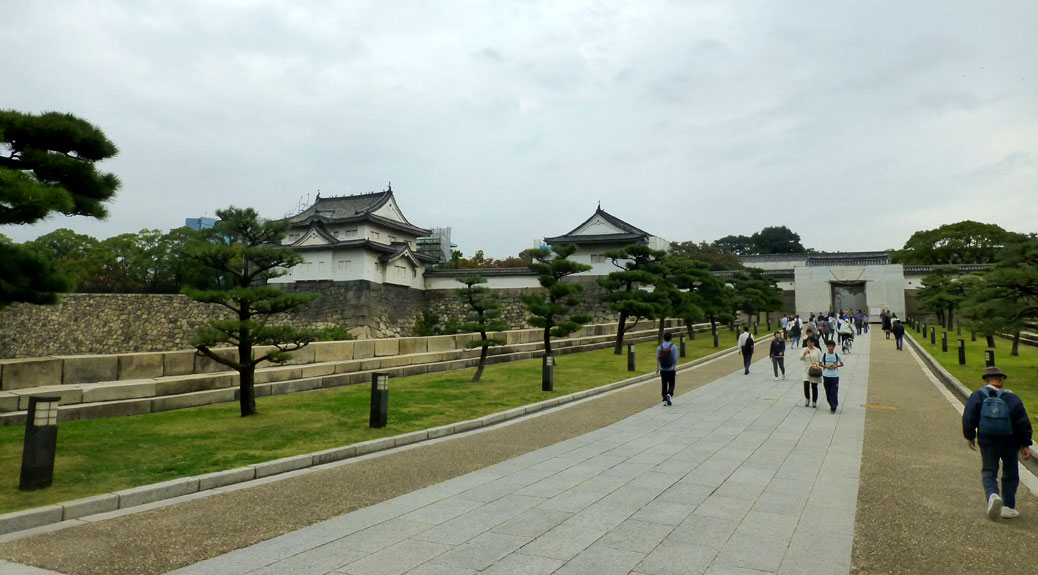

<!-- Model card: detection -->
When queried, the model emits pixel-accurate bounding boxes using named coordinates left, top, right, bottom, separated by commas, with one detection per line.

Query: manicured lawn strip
left=0, top=335, right=727, bottom=513
left=906, top=326, right=1038, bottom=422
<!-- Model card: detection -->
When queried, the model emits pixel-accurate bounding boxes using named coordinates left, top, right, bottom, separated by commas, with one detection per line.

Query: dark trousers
left=660, top=370, right=676, bottom=400
left=803, top=381, right=818, bottom=402
left=771, top=357, right=785, bottom=377
left=895, top=335, right=904, bottom=351
left=742, top=350, right=753, bottom=373
left=981, top=441, right=1021, bottom=508
left=823, top=376, right=839, bottom=411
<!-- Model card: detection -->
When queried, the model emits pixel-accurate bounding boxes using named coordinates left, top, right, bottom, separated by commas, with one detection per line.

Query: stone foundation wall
left=0, top=279, right=618, bottom=359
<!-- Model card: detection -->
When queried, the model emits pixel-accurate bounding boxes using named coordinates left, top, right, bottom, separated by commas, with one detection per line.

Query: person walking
left=891, top=319, right=905, bottom=351
left=780, top=315, right=789, bottom=339
left=820, top=340, right=844, bottom=414
left=769, top=332, right=786, bottom=380
left=881, top=309, right=892, bottom=339
left=962, top=366, right=1033, bottom=520
left=656, top=332, right=679, bottom=406
left=788, top=316, right=802, bottom=349
left=800, top=337, right=822, bottom=408
left=738, top=326, right=754, bottom=375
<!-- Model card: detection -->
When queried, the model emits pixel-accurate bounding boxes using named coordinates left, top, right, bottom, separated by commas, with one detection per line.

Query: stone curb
left=904, top=333, right=972, bottom=400
left=0, top=342, right=742, bottom=537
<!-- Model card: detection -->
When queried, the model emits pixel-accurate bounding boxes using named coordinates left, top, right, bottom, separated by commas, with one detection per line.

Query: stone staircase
left=0, top=320, right=711, bottom=425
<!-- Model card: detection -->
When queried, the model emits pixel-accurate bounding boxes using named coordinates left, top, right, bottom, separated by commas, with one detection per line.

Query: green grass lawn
left=0, top=335, right=729, bottom=514
left=906, top=324, right=1038, bottom=423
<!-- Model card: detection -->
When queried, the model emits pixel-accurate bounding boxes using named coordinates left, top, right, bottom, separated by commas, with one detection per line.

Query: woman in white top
left=800, top=337, right=823, bottom=408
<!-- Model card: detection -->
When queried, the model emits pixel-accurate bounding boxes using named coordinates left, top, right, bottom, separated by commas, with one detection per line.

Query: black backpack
left=658, top=343, right=676, bottom=369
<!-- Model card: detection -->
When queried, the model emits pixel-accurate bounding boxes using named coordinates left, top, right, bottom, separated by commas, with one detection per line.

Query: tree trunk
left=686, top=318, right=696, bottom=340
left=947, top=307, right=954, bottom=330
left=658, top=318, right=666, bottom=344
left=986, top=335, right=996, bottom=348
left=239, top=364, right=256, bottom=417
left=614, top=310, right=629, bottom=355
left=472, top=338, right=489, bottom=382
left=1011, top=331, right=1020, bottom=356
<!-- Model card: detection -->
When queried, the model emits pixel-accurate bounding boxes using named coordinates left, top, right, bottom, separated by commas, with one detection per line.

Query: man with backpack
left=737, top=326, right=754, bottom=375
left=962, top=366, right=1033, bottom=520
left=820, top=340, right=844, bottom=413
left=891, top=319, right=905, bottom=351
left=656, top=332, right=679, bottom=406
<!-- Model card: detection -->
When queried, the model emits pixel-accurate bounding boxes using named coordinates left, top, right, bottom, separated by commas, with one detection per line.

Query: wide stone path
left=169, top=336, right=869, bottom=575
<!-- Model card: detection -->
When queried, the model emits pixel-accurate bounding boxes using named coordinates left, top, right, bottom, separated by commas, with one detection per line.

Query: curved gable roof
left=284, top=188, right=431, bottom=237
left=544, top=206, right=651, bottom=245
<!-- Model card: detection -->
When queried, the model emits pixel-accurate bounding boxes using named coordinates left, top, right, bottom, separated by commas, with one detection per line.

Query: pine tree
left=183, top=207, right=318, bottom=416
left=521, top=244, right=592, bottom=357
left=456, top=275, right=509, bottom=382
left=597, top=244, right=668, bottom=354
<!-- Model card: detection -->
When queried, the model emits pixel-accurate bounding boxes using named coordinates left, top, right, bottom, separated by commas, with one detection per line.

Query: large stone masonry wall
left=0, top=279, right=620, bottom=359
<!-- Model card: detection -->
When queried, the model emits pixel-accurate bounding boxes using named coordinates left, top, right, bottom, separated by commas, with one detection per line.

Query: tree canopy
left=893, top=221, right=1026, bottom=265
left=521, top=244, right=592, bottom=357
left=597, top=243, right=668, bottom=353
left=711, top=226, right=806, bottom=256
left=0, top=110, right=121, bottom=309
left=669, top=241, right=744, bottom=271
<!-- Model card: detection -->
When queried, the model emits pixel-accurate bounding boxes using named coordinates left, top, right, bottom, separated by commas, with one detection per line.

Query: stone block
left=0, top=505, right=64, bottom=536
left=396, top=365, right=429, bottom=377
left=398, top=337, right=427, bottom=355
left=60, top=398, right=152, bottom=422
left=116, top=352, right=165, bottom=380
left=0, top=392, right=19, bottom=412
left=504, top=331, right=522, bottom=345
left=353, top=340, right=376, bottom=359
left=300, top=363, right=335, bottom=378
left=453, top=419, right=483, bottom=434
left=0, top=412, right=26, bottom=426
left=394, top=430, right=429, bottom=447
left=334, top=360, right=365, bottom=375
left=251, top=454, right=314, bottom=478
left=81, top=380, right=156, bottom=403
left=14, top=386, right=83, bottom=410
left=282, top=344, right=316, bottom=366
left=313, top=341, right=354, bottom=363
left=426, top=335, right=457, bottom=353
left=361, top=359, right=383, bottom=372
left=321, top=374, right=351, bottom=388
left=254, top=365, right=301, bottom=384
left=482, top=411, right=508, bottom=425
left=163, top=350, right=196, bottom=376
left=455, top=334, right=480, bottom=349
left=410, top=352, right=443, bottom=364
left=267, top=377, right=323, bottom=395
left=354, top=437, right=395, bottom=456
left=375, top=338, right=399, bottom=357
left=62, top=494, right=120, bottom=520
left=347, top=372, right=370, bottom=385
left=197, top=467, right=256, bottom=491
left=254, top=383, right=274, bottom=397
left=155, top=373, right=238, bottom=396
left=379, top=355, right=412, bottom=368
left=151, top=388, right=237, bottom=412
left=116, top=477, right=199, bottom=508
left=194, top=349, right=237, bottom=374
left=0, top=358, right=62, bottom=390
left=427, top=425, right=454, bottom=439
left=312, top=445, right=358, bottom=466
left=60, top=354, right=118, bottom=385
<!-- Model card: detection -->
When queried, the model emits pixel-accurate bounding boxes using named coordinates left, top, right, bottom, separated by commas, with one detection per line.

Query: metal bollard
left=542, top=354, right=555, bottom=392
left=627, top=344, right=636, bottom=372
left=958, top=339, right=966, bottom=365
left=941, top=332, right=948, bottom=353
left=984, top=350, right=995, bottom=368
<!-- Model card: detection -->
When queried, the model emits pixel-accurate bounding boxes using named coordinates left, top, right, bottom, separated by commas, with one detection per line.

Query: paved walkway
left=167, top=337, right=868, bottom=575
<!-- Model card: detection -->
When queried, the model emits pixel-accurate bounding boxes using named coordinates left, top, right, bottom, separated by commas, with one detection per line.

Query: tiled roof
left=285, top=190, right=430, bottom=237
left=544, top=207, right=651, bottom=245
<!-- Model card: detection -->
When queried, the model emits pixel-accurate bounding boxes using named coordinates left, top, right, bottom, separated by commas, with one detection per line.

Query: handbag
left=808, top=364, right=823, bottom=377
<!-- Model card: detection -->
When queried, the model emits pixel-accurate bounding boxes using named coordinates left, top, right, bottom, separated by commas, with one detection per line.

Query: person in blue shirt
left=962, top=366, right=1033, bottom=520
left=820, top=340, right=844, bottom=414
left=655, top=332, right=679, bottom=406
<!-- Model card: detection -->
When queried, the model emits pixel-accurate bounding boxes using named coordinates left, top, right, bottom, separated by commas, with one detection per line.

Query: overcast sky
left=3, top=1, right=1036, bottom=257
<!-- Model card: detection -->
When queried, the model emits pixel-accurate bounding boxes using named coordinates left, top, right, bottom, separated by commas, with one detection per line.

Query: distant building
left=269, top=187, right=438, bottom=289
left=184, top=217, right=217, bottom=231
left=543, top=206, right=671, bottom=276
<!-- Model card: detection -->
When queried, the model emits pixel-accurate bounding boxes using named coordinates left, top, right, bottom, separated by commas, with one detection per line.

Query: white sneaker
left=988, top=494, right=1003, bottom=520
left=1001, top=507, right=1019, bottom=519
left=774, top=376, right=780, bottom=381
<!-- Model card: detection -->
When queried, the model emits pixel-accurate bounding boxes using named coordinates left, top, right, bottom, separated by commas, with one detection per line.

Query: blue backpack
left=979, top=389, right=1013, bottom=437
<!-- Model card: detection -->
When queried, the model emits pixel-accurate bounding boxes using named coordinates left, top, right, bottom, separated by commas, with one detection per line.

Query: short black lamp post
left=941, top=332, right=948, bottom=353
left=627, top=344, right=636, bottom=372
left=984, top=350, right=995, bottom=368
left=753, top=322, right=758, bottom=336
left=369, top=373, right=388, bottom=429
left=930, top=328, right=936, bottom=345
left=679, top=335, right=686, bottom=358
left=921, top=322, right=926, bottom=335
left=713, top=330, right=719, bottom=348
left=542, top=354, right=554, bottom=392
left=20, top=396, right=59, bottom=491
left=958, top=339, right=966, bottom=366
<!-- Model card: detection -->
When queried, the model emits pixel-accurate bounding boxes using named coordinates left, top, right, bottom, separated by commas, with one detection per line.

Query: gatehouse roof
left=544, top=206, right=651, bottom=246
left=285, top=188, right=431, bottom=238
